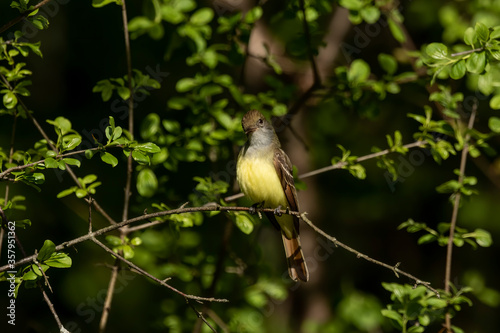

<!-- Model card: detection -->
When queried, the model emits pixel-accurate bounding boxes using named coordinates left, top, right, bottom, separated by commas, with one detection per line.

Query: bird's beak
left=244, top=126, right=257, bottom=135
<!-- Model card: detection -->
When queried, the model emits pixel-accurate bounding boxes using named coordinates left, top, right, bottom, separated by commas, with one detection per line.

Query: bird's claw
left=249, top=202, right=262, bottom=215
left=274, top=205, right=283, bottom=217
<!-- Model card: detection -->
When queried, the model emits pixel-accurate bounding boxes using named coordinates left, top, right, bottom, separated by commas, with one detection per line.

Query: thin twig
left=33, top=250, right=53, bottom=293
left=193, top=220, right=233, bottom=333
left=0, top=0, right=53, bottom=34
left=38, top=282, right=68, bottom=332
left=188, top=300, right=218, bottom=333
left=98, top=2, right=135, bottom=330
left=299, top=212, right=440, bottom=296
left=299, top=140, right=427, bottom=179
left=91, top=237, right=228, bottom=303
left=99, top=259, right=120, bottom=333
left=444, top=102, right=477, bottom=332
left=450, top=48, right=484, bottom=57
left=205, top=308, right=229, bottom=333
left=1, top=204, right=438, bottom=297
left=121, top=0, right=134, bottom=224
left=127, top=219, right=163, bottom=233
left=298, top=0, right=321, bottom=87
left=224, top=140, right=428, bottom=202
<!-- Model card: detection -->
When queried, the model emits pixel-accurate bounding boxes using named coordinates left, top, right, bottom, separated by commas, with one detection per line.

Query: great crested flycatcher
left=236, top=110, right=309, bottom=282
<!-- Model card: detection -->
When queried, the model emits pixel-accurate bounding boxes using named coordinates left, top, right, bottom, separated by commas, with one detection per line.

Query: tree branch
left=298, top=140, right=428, bottom=179
left=444, top=102, right=477, bottom=332
left=121, top=0, right=134, bottom=224
left=91, top=237, right=227, bottom=303
left=0, top=204, right=439, bottom=296
left=38, top=282, right=69, bottom=333
left=97, top=3, right=135, bottom=331
left=298, top=0, right=321, bottom=88
left=98, top=259, right=120, bottom=333
left=0, top=0, right=53, bottom=34
left=299, top=212, right=440, bottom=296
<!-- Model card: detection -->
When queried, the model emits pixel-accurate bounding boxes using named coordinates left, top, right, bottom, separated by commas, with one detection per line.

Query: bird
left=236, top=109, right=309, bottom=282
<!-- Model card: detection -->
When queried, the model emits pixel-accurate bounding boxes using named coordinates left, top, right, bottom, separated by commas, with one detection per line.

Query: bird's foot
left=249, top=202, right=263, bottom=215
left=274, top=205, right=283, bottom=217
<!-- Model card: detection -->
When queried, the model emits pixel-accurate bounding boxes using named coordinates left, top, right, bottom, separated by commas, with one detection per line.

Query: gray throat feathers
left=244, top=127, right=280, bottom=158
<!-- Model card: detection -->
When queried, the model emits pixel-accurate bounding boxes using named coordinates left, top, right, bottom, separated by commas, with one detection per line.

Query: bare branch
left=33, top=250, right=53, bottom=293
left=299, top=140, right=428, bottom=179
left=99, top=259, right=120, bottom=333
left=0, top=0, right=53, bottom=34
left=299, top=212, right=440, bottom=296
left=121, top=0, right=134, bottom=223
left=38, top=282, right=68, bottom=332
left=1, top=203, right=439, bottom=299
left=91, top=237, right=228, bottom=303
left=298, top=0, right=321, bottom=88
left=444, top=102, right=477, bottom=331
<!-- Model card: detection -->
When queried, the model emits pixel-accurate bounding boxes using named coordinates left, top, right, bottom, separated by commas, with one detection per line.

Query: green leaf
left=81, top=174, right=98, bottom=184
left=100, top=152, right=118, bottom=167
left=44, top=157, right=58, bottom=169
left=190, top=8, right=214, bottom=25
left=378, top=53, right=398, bottom=75
left=63, top=135, right=82, bottom=151
left=136, top=168, right=158, bottom=198
left=3, top=91, right=18, bottom=109
left=135, top=142, right=161, bottom=153
left=450, top=59, right=466, bottom=79
left=339, top=0, right=363, bottom=11
left=475, top=22, right=489, bottom=42
left=140, top=113, right=161, bottom=139
left=75, top=189, right=88, bottom=198
left=244, top=6, right=262, bottom=24
left=132, top=150, right=150, bottom=165
left=176, top=77, right=197, bottom=92
left=464, top=27, right=477, bottom=46
left=130, top=237, right=142, bottom=246
left=347, top=59, right=370, bottom=84
left=92, top=0, right=122, bottom=8
left=106, top=235, right=122, bottom=246
left=235, top=213, right=254, bottom=235
left=117, top=86, right=130, bottom=100
left=112, top=126, right=122, bottom=140
left=45, top=253, right=72, bottom=268
left=436, top=179, right=461, bottom=193
left=488, top=116, right=500, bottom=132
left=381, top=309, right=403, bottom=325
left=63, top=158, right=81, bottom=167
left=426, top=43, right=449, bottom=60
left=388, top=17, right=406, bottom=43
left=57, top=187, right=77, bottom=198
left=360, top=6, right=380, bottom=24
left=466, top=51, right=486, bottom=74
left=37, top=240, right=56, bottom=261
left=489, top=96, right=500, bottom=110
left=464, top=228, right=493, bottom=247
left=418, top=233, right=436, bottom=244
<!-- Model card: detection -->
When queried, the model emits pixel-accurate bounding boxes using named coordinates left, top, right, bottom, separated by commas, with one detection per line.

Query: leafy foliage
left=1, top=0, right=499, bottom=332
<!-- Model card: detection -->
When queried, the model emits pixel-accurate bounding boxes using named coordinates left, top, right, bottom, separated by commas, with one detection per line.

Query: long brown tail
left=282, top=233, right=309, bottom=282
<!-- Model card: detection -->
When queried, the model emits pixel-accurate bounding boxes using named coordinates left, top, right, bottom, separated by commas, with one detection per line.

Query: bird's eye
left=257, top=118, right=264, bottom=125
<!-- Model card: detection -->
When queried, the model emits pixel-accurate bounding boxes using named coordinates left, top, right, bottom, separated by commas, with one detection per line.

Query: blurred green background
left=1, top=0, right=500, bottom=332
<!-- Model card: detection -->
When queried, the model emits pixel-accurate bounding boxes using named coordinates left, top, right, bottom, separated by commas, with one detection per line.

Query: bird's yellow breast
left=237, top=154, right=287, bottom=208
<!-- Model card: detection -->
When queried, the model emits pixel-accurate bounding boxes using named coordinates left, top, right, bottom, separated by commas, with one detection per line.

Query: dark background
left=1, top=0, right=499, bottom=332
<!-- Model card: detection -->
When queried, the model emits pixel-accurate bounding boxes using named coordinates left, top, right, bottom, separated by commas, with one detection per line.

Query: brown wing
left=273, top=148, right=300, bottom=232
